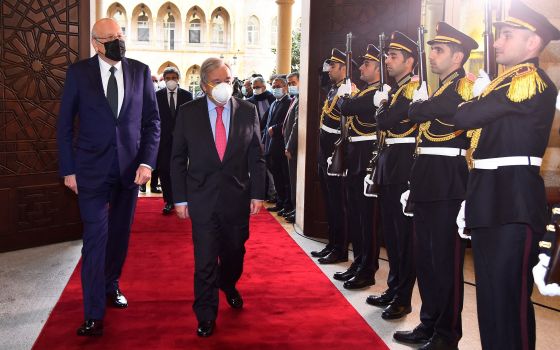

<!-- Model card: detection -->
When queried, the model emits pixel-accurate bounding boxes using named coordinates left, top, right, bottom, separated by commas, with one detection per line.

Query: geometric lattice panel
left=1, top=0, right=80, bottom=175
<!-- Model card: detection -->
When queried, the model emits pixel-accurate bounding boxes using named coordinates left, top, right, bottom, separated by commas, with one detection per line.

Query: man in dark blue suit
left=56, top=18, right=160, bottom=336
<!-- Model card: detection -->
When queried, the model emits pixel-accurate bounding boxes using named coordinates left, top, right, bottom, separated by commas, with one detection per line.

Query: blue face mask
left=272, top=88, right=285, bottom=99
left=288, top=86, right=299, bottom=96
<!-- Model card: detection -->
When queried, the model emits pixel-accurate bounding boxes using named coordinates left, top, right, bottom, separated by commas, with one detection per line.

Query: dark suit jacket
left=262, top=95, right=291, bottom=155
left=453, top=58, right=556, bottom=232
left=156, top=87, right=192, bottom=166
left=284, top=97, right=299, bottom=154
left=57, top=55, right=160, bottom=189
left=170, top=97, right=266, bottom=223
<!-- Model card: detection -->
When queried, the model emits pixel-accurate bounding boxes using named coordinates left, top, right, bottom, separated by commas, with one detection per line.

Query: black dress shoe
left=267, top=205, right=282, bottom=212
left=318, top=250, right=348, bottom=264
left=333, top=265, right=358, bottom=281
left=77, top=319, right=103, bottom=336
left=139, top=184, right=146, bottom=193
left=418, top=335, right=458, bottom=350
left=393, top=324, right=432, bottom=344
left=197, top=320, right=215, bottom=337
left=285, top=214, right=295, bottom=223
left=225, top=289, right=243, bottom=309
left=162, top=203, right=174, bottom=215
left=343, top=274, right=375, bottom=290
left=381, top=304, right=412, bottom=320
left=311, top=246, right=333, bottom=258
left=277, top=208, right=287, bottom=216
left=107, top=289, right=128, bottom=308
left=366, top=291, right=395, bottom=307
left=280, top=209, right=294, bottom=217
left=151, top=187, right=162, bottom=193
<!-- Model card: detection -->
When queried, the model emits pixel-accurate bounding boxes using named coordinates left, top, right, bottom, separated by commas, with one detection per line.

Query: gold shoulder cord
left=319, top=95, right=341, bottom=126
left=467, top=63, right=546, bottom=167
left=387, top=81, right=418, bottom=138
left=349, top=86, right=378, bottom=135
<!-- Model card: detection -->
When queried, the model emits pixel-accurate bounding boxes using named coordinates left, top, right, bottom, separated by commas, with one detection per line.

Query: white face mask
left=166, top=80, right=178, bottom=91
left=288, top=86, right=299, bottom=96
left=253, top=87, right=263, bottom=95
left=272, top=88, right=285, bottom=99
left=153, top=82, right=159, bottom=91
left=158, top=80, right=166, bottom=89
left=241, top=86, right=248, bottom=96
left=210, top=82, right=233, bottom=106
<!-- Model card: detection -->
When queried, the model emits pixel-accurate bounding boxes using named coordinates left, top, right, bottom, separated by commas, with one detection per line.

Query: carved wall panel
left=0, top=0, right=90, bottom=252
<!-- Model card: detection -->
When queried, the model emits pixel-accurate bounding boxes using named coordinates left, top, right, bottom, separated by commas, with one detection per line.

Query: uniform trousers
left=318, top=164, right=347, bottom=255
left=77, top=155, right=138, bottom=320
left=378, top=183, right=415, bottom=305
left=344, top=172, right=379, bottom=273
left=413, top=200, right=465, bottom=344
left=471, top=224, right=542, bottom=350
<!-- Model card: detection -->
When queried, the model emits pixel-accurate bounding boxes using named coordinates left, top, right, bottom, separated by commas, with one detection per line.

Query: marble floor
left=1, top=192, right=559, bottom=349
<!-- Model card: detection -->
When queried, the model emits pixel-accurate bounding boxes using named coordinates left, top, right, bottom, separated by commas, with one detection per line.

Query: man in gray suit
left=283, top=72, right=299, bottom=223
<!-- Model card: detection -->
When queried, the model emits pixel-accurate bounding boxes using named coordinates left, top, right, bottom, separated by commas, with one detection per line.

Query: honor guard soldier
left=453, top=2, right=560, bottom=349
left=394, top=23, right=478, bottom=350
left=310, top=48, right=350, bottom=264
left=332, top=44, right=382, bottom=289
left=366, top=32, right=418, bottom=320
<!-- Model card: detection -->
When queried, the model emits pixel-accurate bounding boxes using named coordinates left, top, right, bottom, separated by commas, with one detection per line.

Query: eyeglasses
left=94, top=34, right=126, bottom=43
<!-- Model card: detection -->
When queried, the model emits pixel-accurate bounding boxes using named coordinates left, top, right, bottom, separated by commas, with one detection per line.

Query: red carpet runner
left=33, top=198, right=388, bottom=349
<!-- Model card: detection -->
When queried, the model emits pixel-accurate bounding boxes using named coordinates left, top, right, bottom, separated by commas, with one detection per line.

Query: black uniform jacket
left=453, top=58, right=557, bottom=231
left=338, top=83, right=379, bottom=176
left=408, top=68, right=471, bottom=202
left=318, top=80, right=344, bottom=170
left=375, top=74, right=418, bottom=185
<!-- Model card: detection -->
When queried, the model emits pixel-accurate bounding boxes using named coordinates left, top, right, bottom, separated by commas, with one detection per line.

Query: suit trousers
left=344, top=173, right=379, bottom=273
left=378, top=183, right=415, bottom=305
left=191, top=211, right=249, bottom=322
left=288, top=154, right=297, bottom=211
left=158, top=146, right=173, bottom=204
left=413, top=200, right=465, bottom=344
left=77, top=155, right=138, bottom=320
left=266, top=152, right=292, bottom=210
left=318, top=164, right=347, bottom=254
left=471, top=224, right=542, bottom=350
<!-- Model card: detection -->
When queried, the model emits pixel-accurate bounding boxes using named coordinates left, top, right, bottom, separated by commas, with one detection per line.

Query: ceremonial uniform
left=406, top=22, right=479, bottom=348
left=373, top=32, right=418, bottom=314
left=317, top=49, right=349, bottom=262
left=452, top=4, right=560, bottom=348
left=338, top=77, right=381, bottom=288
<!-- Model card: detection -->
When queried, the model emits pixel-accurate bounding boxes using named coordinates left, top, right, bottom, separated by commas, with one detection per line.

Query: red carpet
left=33, top=198, right=388, bottom=349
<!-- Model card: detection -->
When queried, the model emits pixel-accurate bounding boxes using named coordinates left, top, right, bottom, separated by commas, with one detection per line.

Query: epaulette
left=507, top=65, right=547, bottom=103
left=456, top=76, right=474, bottom=101
left=403, top=80, right=420, bottom=100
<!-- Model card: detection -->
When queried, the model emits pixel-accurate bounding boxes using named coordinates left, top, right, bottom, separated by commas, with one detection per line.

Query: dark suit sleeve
left=171, top=104, right=190, bottom=203
left=377, top=94, right=411, bottom=130
left=139, top=66, right=160, bottom=168
left=270, top=102, right=289, bottom=135
left=339, top=93, right=375, bottom=116
left=453, top=86, right=536, bottom=129
left=286, top=109, right=298, bottom=154
left=409, top=87, right=463, bottom=123
left=247, top=104, right=266, bottom=200
left=56, top=64, right=79, bottom=176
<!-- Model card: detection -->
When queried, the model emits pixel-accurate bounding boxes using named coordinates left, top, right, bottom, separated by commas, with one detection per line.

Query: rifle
left=364, top=33, right=387, bottom=197
left=327, top=32, right=353, bottom=177
left=484, top=0, right=497, bottom=79
left=417, top=25, right=428, bottom=87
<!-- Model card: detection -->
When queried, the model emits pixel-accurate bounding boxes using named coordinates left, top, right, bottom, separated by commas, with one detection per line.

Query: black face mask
left=103, top=38, right=126, bottom=61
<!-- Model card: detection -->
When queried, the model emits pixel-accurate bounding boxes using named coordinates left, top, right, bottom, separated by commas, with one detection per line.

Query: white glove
left=533, top=254, right=560, bottom=297
left=400, top=190, right=413, bottom=217
left=337, top=79, right=352, bottom=97
left=556, top=90, right=560, bottom=111
left=457, top=200, right=470, bottom=239
left=373, top=84, right=391, bottom=107
left=473, top=69, right=491, bottom=98
left=412, top=81, right=429, bottom=102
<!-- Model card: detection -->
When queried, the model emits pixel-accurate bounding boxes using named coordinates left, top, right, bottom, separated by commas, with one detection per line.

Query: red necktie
left=215, top=106, right=226, bottom=161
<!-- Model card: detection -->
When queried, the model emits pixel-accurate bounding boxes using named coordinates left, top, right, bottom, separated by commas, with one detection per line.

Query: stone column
left=95, top=0, right=103, bottom=20
left=276, top=0, right=295, bottom=74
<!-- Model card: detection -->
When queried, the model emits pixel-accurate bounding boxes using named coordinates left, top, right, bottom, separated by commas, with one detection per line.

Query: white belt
left=417, top=147, right=466, bottom=157
left=320, top=124, right=341, bottom=134
left=472, top=156, right=542, bottom=169
left=385, top=137, right=416, bottom=145
left=349, top=135, right=377, bottom=142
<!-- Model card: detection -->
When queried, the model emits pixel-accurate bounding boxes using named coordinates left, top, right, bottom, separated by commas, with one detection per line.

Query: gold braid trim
left=403, top=80, right=420, bottom=100
left=457, top=77, right=474, bottom=101
left=387, top=124, right=417, bottom=138
left=349, top=86, right=378, bottom=135
left=358, top=85, right=378, bottom=97
left=433, top=80, right=454, bottom=97
left=418, top=121, right=464, bottom=142
left=507, top=67, right=547, bottom=102
left=319, top=95, right=341, bottom=126
left=387, top=80, right=418, bottom=138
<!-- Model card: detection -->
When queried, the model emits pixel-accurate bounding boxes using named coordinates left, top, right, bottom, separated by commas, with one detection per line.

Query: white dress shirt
left=98, top=57, right=124, bottom=117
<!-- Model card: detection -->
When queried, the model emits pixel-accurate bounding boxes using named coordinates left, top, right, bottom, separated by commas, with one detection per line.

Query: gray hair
left=162, top=66, right=181, bottom=79
left=287, top=72, right=299, bottom=80
left=200, top=57, right=231, bottom=85
left=251, top=76, right=266, bottom=85
left=272, top=77, right=287, bottom=87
